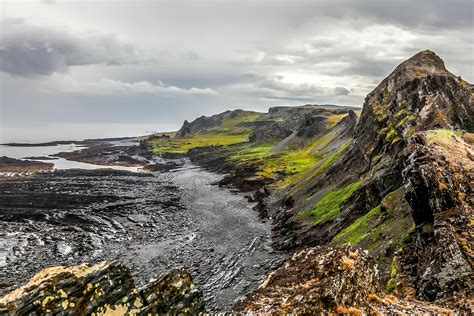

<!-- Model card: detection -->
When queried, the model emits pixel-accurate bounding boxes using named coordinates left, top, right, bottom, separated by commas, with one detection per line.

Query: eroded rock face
left=175, top=109, right=256, bottom=138
left=249, top=105, right=355, bottom=144
left=0, top=262, right=205, bottom=315
left=271, top=51, right=473, bottom=256
left=400, top=131, right=473, bottom=301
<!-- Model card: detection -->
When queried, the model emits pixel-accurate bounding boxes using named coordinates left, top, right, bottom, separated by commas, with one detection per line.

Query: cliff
left=3, top=50, right=472, bottom=313
left=232, top=51, right=473, bottom=313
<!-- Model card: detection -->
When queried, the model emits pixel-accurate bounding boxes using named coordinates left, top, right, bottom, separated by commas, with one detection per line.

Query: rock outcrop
left=259, top=51, right=474, bottom=309
left=0, top=156, right=53, bottom=177
left=249, top=104, right=356, bottom=145
left=175, top=109, right=259, bottom=138
left=0, top=262, right=205, bottom=315
left=399, top=130, right=473, bottom=302
left=236, top=244, right=467, bottom=314
left=235, top=245, right=380, bottom=313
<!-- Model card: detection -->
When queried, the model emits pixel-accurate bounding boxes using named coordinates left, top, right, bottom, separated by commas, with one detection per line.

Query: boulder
left=0, top=262, right=205, bottom=315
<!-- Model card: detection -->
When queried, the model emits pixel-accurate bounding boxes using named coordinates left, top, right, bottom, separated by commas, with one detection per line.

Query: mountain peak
left=387, top=50, right=449, bottom=86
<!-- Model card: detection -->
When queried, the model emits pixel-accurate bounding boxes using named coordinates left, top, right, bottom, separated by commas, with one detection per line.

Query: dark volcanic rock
left=400, top=131, right=473, bottom=301
left=0, top=262, right=204, bottom=315
left=271, top=51, right=474, bottom=250
left=0, top=156, right=54, bottom=175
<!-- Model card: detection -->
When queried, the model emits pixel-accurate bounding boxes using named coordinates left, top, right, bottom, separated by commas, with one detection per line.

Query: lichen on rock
left=0, top=262, right=205, bottom=315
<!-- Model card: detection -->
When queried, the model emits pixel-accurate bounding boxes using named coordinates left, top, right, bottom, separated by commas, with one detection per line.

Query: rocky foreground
left=0, top=262, right=204, bottom=314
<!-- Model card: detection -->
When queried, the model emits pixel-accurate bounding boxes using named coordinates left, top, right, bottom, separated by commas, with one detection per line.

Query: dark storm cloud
left=338, top=0, right=473, bottom=30
left=1, top=0, right=472, bottom=142
left=0, top=18, right=136, bottom=76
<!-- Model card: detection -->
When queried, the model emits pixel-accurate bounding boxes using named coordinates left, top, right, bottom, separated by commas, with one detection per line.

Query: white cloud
left=42, top=74, right=218, bottom=96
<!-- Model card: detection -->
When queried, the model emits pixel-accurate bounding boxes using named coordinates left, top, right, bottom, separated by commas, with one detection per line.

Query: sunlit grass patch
left=425, top=129, right=456, bottom=144
left=326, top=113, right=348, bottom=129
left=300, top=180, right=361, bottom=225
left=148, top=131, right=250, bottom=154
left=332, top=205, right=381, bottom=245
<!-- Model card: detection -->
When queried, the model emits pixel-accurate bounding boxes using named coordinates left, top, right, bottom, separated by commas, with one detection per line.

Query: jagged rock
left=249, top=104, right=356, bottom=144
left=235, top=244, right=471, bottom=314
left=175, top=109, right=258, bottom=138
left=400, top=131, right=473, bottom=301
left=235, top=245, right=380, bottom=313
left=271, top=51, right=473, bottom=255
left=0, top=262, right=205, bottom=315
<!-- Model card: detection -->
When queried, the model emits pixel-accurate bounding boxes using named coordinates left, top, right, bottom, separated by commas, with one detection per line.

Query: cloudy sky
left=1, top=0, right=473, bottom=142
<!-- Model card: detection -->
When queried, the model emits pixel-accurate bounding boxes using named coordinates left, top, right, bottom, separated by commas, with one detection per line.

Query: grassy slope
left=147, top=112, right=261, bottom=154
left=146, top=111, right=360, bottom=230
left=148, top=111, right=351, bottom=191
left=299, top=180, right=361, bottom=225
left=146, top=111, right=471, bottom=285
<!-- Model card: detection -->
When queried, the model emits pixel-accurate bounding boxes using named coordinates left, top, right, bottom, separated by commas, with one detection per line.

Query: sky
left=0, top=0, right=473, bottom=142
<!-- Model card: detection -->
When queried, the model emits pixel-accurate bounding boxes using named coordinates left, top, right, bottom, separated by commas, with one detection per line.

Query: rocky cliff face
left=263, top=51, right=473, bottom=309
left=400, top=130, right=473, bottom=302
left=249, top=104, right=356, bottom=144
left=0, top=262, right=204, bottom=315
left=175, top=109, right=259, bottom=138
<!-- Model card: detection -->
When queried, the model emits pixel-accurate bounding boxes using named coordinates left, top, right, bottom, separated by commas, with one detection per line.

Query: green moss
left=326, top=113, right=348, bottom=129
left=393, top=108, right=408, bottom=119
left=391, top=136, right=402, bottom=145
left=148, top=131, right=250, bottom=154
left=386, top=256, right=398, bottom=293
left=386, top=278, right=397, bottom=293
left=228, top=131, right=343, bottom=188
left=396, top=115, right=412, bottom=127
left=332, top=206, right=381, bottom=245
left=425, top=129, right=455, bottom=144
left=404, top=127, right=416, bottom=138
left=385, top=128, right=398, bottom=141
left=300, top=180, right=361, bottom=225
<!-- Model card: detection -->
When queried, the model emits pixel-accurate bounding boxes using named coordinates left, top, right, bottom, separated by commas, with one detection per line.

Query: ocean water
left=0, top=144, right=141, bottom=172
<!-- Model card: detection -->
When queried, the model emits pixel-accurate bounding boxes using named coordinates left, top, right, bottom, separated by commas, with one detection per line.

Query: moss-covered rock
left=0, top=262, right=205, bottom=315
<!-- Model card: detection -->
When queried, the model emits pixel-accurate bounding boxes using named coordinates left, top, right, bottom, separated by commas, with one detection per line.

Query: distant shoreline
left=2, top=135, right=149, bottom=147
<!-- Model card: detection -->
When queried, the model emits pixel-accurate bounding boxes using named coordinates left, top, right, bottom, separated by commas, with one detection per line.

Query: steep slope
left=144, top=50, right=473, bottom=311
left=254, top=50, right=473, bottom=306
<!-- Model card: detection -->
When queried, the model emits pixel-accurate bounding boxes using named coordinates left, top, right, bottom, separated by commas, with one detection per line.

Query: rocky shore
left=0, top=141, right=286, bottom=312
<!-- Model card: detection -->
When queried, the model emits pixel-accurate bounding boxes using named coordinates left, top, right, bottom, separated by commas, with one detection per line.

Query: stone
left=0, top=262, right=205, bottom=315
